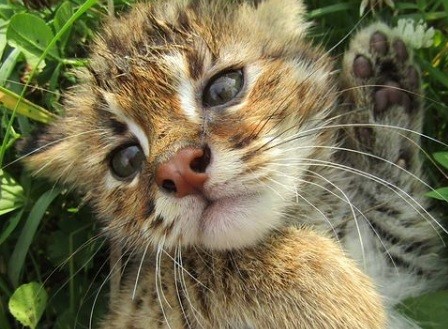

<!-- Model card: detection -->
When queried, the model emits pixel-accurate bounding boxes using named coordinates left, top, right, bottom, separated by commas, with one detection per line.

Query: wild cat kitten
left=21, top=0, right=446, bottom=328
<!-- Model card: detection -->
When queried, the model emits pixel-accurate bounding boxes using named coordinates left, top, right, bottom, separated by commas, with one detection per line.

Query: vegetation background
left=0, top=0, right=447, bottom=328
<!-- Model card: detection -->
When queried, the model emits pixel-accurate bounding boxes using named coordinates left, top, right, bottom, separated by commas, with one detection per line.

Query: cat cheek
left=20, top=138, right=80, bottom=184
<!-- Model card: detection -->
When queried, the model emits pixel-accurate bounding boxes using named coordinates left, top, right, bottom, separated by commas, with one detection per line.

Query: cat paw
left=340, top=23, right=424, bottom=173
left=351, top=29, right=420, bottom=116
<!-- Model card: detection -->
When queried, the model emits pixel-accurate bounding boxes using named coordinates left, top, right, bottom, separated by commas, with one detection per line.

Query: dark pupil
left=203, top=70, right=243, bottom=107
left=110, top=145, right=144, bottom=179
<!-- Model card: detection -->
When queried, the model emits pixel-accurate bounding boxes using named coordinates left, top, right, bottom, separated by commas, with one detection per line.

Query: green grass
left=0, top=0, right=447, bottom=328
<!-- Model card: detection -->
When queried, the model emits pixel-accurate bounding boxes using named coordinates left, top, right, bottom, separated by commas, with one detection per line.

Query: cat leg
left=339, top=22, right=424, bottom=181
left=337, top=23, right=445, bottom=328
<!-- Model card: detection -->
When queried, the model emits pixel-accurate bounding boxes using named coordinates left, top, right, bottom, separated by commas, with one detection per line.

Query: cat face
left=23, top=0, right=337, bottom=251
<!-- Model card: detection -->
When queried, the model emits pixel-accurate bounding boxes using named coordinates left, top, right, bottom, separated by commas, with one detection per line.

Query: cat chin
left=154, top=190, right=284, bottom=250
left=198, top=193, right=280, bottom=250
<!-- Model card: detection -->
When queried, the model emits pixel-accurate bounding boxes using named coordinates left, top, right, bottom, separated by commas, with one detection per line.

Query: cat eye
left=110, top=145, right=145, bottom=179
left=202, top=69, right=244, bottom=107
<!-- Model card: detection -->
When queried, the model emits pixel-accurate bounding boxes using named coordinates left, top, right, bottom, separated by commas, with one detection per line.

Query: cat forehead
left=94, top=7, right=250, bottom=77
left=88, top=0, right=308, bottom=89
left=85, top=3, right=251, bottom=122
left=82, top=0, right=322, bottom=135
left=87, top=4, right=235, bottom=113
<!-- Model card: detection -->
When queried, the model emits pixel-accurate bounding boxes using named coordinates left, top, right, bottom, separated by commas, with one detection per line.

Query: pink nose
left=155, top=146, right=211, bottom=198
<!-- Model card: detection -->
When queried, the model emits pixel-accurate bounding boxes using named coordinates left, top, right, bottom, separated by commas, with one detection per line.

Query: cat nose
left=155, top=146, right=211, bottom=198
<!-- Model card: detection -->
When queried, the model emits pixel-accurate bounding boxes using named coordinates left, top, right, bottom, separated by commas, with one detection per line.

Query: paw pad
left=342, top=23, right=424, bottom=168
left=370, top=32, right=389, bottom=55
left=353, top=56, right=372, bottom=79
left=352, top=30, right=420, bottom=116
left=393, top=39, right=408, bottom=61
left=374, top=81, right=411, bottom=114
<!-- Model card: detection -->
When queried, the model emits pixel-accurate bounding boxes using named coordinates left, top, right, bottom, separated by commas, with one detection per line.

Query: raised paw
left=348, top=27, right=421, bottom=118
left=340, top=23, right=425, bottom=174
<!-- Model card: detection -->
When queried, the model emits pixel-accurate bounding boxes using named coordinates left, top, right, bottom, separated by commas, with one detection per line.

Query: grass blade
left=0, top=86, right=57, bottom=123
left=8, top=188, right=60, bottom=287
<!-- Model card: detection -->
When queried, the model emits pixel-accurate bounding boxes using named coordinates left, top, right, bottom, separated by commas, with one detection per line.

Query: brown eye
left=202, top=70, right=244, bottom=107
left=110, top=145, right=145, bottom=179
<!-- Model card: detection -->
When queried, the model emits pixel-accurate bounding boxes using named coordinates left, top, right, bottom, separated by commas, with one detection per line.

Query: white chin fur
left=155, top=191, right=284, bottom=250
left=198, top=192, right=283, bottom=250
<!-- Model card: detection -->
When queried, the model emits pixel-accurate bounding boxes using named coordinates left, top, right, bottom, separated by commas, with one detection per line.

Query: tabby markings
left=103, top=92, right=150, bottom=156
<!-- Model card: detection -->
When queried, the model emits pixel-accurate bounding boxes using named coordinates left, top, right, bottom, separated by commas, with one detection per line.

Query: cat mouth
left=202, top=193, right=256, bottom=218
left=194, top=192, right=273, bottom=249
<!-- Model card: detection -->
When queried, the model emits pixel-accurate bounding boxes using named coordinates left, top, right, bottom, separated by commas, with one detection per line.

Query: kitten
left=22, top=0, right=445, bottom=327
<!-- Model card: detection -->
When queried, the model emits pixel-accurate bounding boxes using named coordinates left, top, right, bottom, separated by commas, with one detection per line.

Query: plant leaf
left=0, top=169, right=24, bottom=216
left=0, top=20, right=6, bottom=59
left=54, top=2, right=73, bottom=52
left=399, top=291, right=448, bottom=329
left=0, top=209, right=23, bottom=246
left=433, top=152, right=448, bottom=170
left=421, top=60, right=448, bottom=89
left=8, top=282, right=47, bottom=329
left=8, top=188, right=60, bottom=286
left=0, top=48, right=21, bottom=87
left=425, top=187, right=448, bottom=201
left=307, top=3, right=354, bottom=19
left=6, top=13, right=60, bottom=62
left=0, top=86, right=57, bottom=123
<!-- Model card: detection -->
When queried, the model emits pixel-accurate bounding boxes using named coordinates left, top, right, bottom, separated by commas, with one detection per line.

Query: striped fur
left=22, top=0, right=445, bottom=328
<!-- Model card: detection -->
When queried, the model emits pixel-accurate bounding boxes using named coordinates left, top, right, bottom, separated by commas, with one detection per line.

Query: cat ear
left=241, top=0, right=309, bottom=37
left=18, top=122, right=80, bottom=184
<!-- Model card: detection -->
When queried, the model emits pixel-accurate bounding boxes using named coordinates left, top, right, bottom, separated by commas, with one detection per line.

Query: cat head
left=22, top=0, right=337, bottom=251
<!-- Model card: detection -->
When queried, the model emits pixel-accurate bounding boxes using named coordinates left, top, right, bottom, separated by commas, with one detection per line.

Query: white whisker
left=264, top=122, right=448, bottom=152
left=89, top=244, right=134, bottom=329
left=155, top=235, right=173, bottom=329
left=132, top=240, right=151, bottom=300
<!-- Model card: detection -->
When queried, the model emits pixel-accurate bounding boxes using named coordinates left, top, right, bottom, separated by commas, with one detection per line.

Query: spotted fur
left=22, top=0, right=445, bottom=328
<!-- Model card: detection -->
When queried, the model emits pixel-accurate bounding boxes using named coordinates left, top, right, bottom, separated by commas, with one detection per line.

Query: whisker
left=281, top=143, right=445, bottom=207
left=155, top=235, right=173, bottom=329
left=295, top=158, right=445, bottom=239
left=181, top=247, right=209, bottom=327
left=132, top=240, right=151, bottom=300
left=265, top=168, right=366, bottom=263
left=162, top=249, right=211, bottom=292
left=88, top=244, right=134, bottom=329
left=265, top=173, right=338, bottom=235
left=337, top=84, right=448, bottom=109
left=263, top=122, right=448, bottom=152
left=2, top=128, right=109, bottom=170
left=173, top=244, right=192, bottom=329
left=47, top=234, right=106, bottom=301
left=261, top=145, right=445, bottom=241
left=300, top=168, right=399, bottom=271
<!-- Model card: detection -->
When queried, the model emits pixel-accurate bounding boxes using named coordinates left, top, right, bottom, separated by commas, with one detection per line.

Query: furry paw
left=340, top=23, right=423, bottom=174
